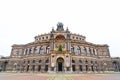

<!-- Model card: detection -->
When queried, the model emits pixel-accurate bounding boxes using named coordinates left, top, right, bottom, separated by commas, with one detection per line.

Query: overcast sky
left=0, top=0, right=120, bottom=57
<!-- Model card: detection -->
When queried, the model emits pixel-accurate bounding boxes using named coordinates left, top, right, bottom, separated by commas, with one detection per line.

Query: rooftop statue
left=56, top=22, right=64, bottom=31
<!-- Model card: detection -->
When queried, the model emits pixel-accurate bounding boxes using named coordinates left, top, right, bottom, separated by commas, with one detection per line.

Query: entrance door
left=27, top=65, right=29, bottom=72
left=58, top=62, right=62, bottom=71
left=57, top=57, right=64, bottom=72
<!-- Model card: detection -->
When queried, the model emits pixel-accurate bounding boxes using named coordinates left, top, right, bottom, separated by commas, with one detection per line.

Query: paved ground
left=0, top=72, right=120, bottom=80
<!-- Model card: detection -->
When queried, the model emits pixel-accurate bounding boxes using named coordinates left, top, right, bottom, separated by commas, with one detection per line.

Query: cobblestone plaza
left=0, top=73, right=120, bottom=80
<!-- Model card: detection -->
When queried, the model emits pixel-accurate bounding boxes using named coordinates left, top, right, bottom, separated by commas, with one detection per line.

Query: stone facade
left=0, top=22, right=118, bottom=73
left=112, top=57, right=120, bottom=72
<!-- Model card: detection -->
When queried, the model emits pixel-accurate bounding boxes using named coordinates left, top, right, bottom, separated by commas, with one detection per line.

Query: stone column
left=53, top=42, right=55, bottom=51
left=48, top=59, right=50, bottom=72
left=29, top=65, right=32, bottom=72
left=86, top=47, right=89, bottom=54
left=80, top=46, right=85, bottom=54
left=41, top=65, right=45, bottom=73
left=37, top=46, right=41, bottom=54
left=76, top=59, right=79, bottom=73
left=70, top=67, right=73, bottom=72
left=35, top=60, right=38, bottom=72
left=54, top=66, right=56, bottom=72
left=82, top=59, right=86, bottom=72
left=44, top=46, right=46, bottom=54
left=91, top=48, right=93, bottom=55
left=74, top=46, right=77, bottom=54
left=98, top=61, right=101, bottom=72
left=27, top=48, right=30, bottom=54
left=23, top=49, right=26, bottom=55
left=35, top=65, right=38, bottom=72
left=41, top=59, right=45, bottom=73
left=22, top=65, right=25, bottom=72
left=70, top=57, right=73, bottom=72
left=64, top=67, right=66, bottom=72
left=25, top=65, right=27, bottom=72
left=89, top=65, right=92, bottom=71
left=52, top=42, right=54, bottom=51
left=69, top=43, right=71, bottom=53
left=32, top=47, right=34, bottom=54
left=94, top=49, right=97, bottom=55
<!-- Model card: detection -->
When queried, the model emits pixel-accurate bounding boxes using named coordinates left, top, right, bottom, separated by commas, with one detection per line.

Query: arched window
left=39, top=46, right=44, bottom=54
left=46, top=59, right=49, bottom=64
left=93, top=49, right=94, bottom=55
left=85, top=60, right=88, bottom=65
left=84, top=47, right=87, bottom=53
left=29, top=48, right=32, bottom=54
left=113, top=61, right=119, bottom=72
left=91, top=61, right=93, bottom=65
left=46, top=46, right=50, bottom=54
left=38, top=60, right=42, bottom=71
left=27, top=61, right=30, bottom=64
left=72, top=60, right=75, bottom=63
left=32, top=60, right=35, bottom=72
left=33, top=60, right=35, bottom=63
left=91, top=61, right=94, bottom=71
left=71, top=46, right=74, bottom=53
left=39, top=60, right=42, bottom=64
left=79, top=60, right=82, bottom=71
left=26, top=61, right=30, bottom=72
left=45, top=59, right=49, bottom=72
left=72, top=60, right=76, bottom=71
left=77, top=46, right=81, bottom=54
left=85, top=60, right=88, bottom=71
left=79, top=60, right=82, bottom=65
left=34, top=47, right=37, bottom=53
left=89, top=48, right=91, bottom=54
left=95, top=61, right=97, bottom=66
left=72, top=60, right=75, bottom=65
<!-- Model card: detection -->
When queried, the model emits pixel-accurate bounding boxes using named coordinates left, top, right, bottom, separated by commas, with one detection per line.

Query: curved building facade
left=0, top=23, right=114, bottom=73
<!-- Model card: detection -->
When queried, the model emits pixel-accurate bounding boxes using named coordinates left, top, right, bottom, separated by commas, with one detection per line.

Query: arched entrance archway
left=2, top=61, right=8, bottom=71
left=55, top=35, right=65, bottom=41
left=57, top=57, right=64, bottom=71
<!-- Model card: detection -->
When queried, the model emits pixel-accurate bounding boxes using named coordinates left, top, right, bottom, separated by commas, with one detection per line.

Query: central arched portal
left=57, top=57, right=64, bottom=71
